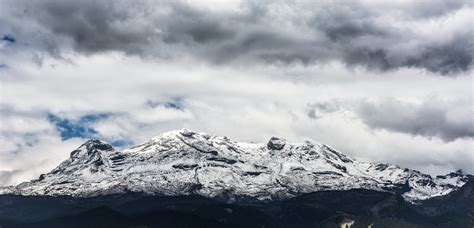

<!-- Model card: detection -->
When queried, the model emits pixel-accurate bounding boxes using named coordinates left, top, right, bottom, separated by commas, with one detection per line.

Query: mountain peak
left=179, top=128, right=197, bottom=137
left=4, top=130, right=471, bottom=203
left=452, top=169, right=464, bottom=175
left=267, top=137, right=286, bottom=150
left=70, top=139, right=114, bottom=160
left=150, top=128, right=204, bottom=141
left=80, top=139, right=114, bottom=151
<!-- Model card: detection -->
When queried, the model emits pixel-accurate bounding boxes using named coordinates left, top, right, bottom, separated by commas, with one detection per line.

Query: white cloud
left=1, top=53, right=472, bottom=186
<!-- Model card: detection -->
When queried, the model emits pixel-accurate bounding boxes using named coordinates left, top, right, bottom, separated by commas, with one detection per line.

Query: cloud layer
left=307, top=97, right=474, bottom=142
left=1, top=0, right=472, bottom=75
left=358, top=98, right=474, bottom=142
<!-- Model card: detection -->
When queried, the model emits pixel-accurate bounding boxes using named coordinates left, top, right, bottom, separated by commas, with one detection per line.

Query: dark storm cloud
left=2, top=0, right=472, bottom=75
left=161, top=3, right=236, bottom=45
left=340, top=40, right=473, bottom=75
left=343, top=48, right=393, bottom=72
left=405, top=36, right=474, bottom=75
left=27, top=1, right=155, bottom=56
left=402, top=0, right=471, bottom=19
left=311, top=1, right=473, bottom=74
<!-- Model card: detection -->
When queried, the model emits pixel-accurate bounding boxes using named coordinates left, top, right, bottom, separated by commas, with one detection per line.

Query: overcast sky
left=0, top=0, right=473, bottom=186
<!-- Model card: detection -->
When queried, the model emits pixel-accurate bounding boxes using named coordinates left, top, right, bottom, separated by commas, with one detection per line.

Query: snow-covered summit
left=1, top=129, right=471, bottom=203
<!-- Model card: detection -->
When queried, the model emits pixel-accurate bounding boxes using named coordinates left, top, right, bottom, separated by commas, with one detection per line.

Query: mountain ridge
left=1, top=129, right=471, bottom=203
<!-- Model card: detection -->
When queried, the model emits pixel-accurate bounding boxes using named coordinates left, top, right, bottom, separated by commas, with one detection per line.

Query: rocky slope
left=0, top=129, right=470, bottom=203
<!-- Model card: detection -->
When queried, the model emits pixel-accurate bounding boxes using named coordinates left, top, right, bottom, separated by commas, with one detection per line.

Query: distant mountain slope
left=0, top=188, right=472, bottom=228
left=1, top=129, right=471, bottom=203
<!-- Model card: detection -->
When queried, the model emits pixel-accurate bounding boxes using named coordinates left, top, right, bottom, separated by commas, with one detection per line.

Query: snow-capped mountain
left=1, top=129, right=470, bottom=203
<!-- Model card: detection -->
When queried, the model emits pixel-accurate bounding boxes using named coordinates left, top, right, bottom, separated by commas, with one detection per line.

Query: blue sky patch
left=48, top=113, right=134, bottom=148
left=2, top=34, right=16, bottom=43
left=110, top=139, right=133, bottom=148
left=47, top=113, right=109, bottom=140
left=164, top=100, right=184, bottom=110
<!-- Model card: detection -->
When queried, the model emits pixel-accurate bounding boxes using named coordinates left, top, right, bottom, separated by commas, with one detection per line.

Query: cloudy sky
left=0, top=0, right=473, bottom=186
